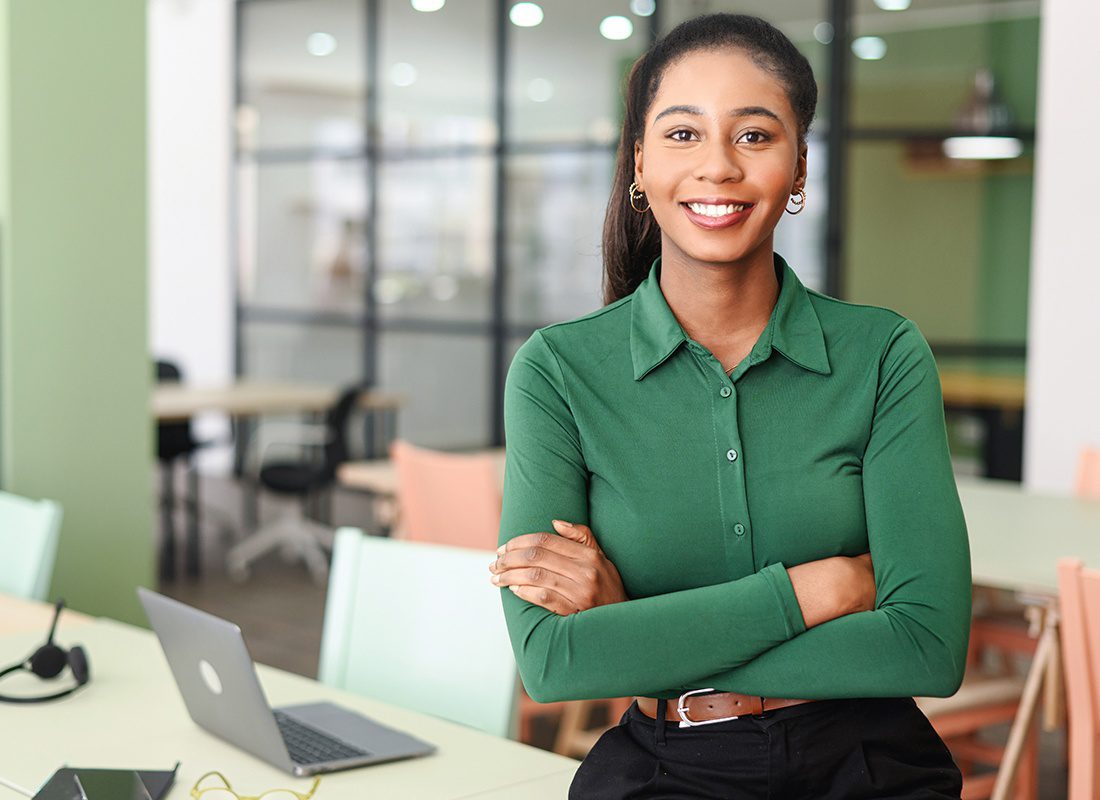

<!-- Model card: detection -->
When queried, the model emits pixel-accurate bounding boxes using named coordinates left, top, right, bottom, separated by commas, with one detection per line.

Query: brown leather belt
left=636, top=690, right=816, bottom=726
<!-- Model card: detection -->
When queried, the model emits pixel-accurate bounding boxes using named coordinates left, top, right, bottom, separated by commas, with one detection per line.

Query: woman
left=489, top=13, right=971, bottom=799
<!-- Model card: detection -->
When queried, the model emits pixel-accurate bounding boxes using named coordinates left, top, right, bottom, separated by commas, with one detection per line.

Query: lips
left=680, top=200, right=754, bottom=230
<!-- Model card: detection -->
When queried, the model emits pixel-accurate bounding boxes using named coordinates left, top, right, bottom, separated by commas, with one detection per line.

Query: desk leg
left=979, top=407, right=1025, bottom=481
left=159, top=462, right=176, bottom=581
left=992, top=606, right=1060, bottom=800
left=185, top=460, right=201, bottom=577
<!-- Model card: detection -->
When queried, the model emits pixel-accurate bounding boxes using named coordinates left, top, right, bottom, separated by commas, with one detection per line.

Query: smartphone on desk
left=32, top=766, right=177, bottom=800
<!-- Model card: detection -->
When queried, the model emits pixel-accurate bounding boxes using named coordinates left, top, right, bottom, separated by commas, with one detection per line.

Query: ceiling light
left=851, top=36, right=887, bottom=60
left=630, top=0, right=656, bottom=16
left=509, top=3, right=543, bottom=27
left=527, top=78, right=553, bottom=102
left=600, top=16, right=634, bottom=41
left=943, top=136, right=1024, bottom=160
left=813, top=22, right=834, bottom=44
left=411, top=0, right=445, bottom=10
left=306, top=32, right=337, bottom=57
left=874, top=0, right=911, bottom=9
left=391, top=62, right=418, bottom=87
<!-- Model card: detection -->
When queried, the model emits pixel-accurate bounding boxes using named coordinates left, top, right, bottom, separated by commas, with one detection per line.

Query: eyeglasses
left=190, top=771, right=321, bottom=800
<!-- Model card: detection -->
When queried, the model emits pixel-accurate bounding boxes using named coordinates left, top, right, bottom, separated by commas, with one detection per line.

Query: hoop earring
left=628, top=182, right=650, bottom=213
left=786, top=188, right=806, bottom=215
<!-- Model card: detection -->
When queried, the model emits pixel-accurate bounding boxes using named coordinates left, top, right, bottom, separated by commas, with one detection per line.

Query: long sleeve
left=691, top=320, right=972, bottom=699
left=499, top=332, right=808, bottom=703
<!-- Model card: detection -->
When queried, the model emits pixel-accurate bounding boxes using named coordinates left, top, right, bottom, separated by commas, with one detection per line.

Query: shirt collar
left=629, top=253, right=831, bottom=381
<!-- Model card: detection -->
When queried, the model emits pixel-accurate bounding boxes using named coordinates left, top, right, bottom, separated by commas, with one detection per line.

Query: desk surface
left=938, top=370, right=1025, bottom=411
left=0, top=611, right=576, bottom=800
left=957, top=477, right=1100, bottom=595
left=152, top=383, right=405, bottom=422
left=0, top=594, right=93, bottom=636
left=338, top=449, right=506, bottom=496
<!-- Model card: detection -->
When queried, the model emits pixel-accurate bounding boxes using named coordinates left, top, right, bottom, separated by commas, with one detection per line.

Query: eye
left=668, top=129, right=697, bottom=143
left=738, top=130, right=771, bottom=145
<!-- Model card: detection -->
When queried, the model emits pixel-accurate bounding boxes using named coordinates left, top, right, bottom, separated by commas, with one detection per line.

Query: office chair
left=155, top=359, right=208, bottom=579
left=0, top=490, right=63, bottom=600
left=225, top=385, right=361, bottom=584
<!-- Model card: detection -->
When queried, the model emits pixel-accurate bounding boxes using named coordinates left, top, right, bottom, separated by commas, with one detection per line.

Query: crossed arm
left=494, top=325, right=971, bottom=703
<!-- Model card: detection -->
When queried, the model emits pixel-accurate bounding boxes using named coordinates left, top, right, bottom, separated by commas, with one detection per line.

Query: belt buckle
left=676, top=688, right=743, bottom=728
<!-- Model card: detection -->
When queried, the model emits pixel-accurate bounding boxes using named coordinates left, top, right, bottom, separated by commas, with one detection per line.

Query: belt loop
left=655, top=699, right=667, bottom=747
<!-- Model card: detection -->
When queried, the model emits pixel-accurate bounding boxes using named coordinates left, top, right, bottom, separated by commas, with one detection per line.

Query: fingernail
left=508, top=585, right=520, bottom=594
left=552, top=519, right=574, bottom=529
left=491, top=574, right=500, bottom=585
left=496, top=545, right=506, bottom=555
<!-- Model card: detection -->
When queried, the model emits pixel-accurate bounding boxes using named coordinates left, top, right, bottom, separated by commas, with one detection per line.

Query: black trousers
left=569, top=697, right=962, bottom=799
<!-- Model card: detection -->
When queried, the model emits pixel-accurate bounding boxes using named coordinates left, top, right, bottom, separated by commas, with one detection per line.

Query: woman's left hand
left=489, top=519, right=628, bottom=615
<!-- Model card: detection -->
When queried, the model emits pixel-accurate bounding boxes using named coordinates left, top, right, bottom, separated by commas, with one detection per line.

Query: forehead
left=648, top=48, right=795, bottom=124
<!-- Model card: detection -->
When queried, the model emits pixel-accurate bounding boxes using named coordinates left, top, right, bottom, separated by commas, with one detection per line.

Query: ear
left=633, top=140, right=644, bottom=188
left=792, top=141, right=808, bottom=194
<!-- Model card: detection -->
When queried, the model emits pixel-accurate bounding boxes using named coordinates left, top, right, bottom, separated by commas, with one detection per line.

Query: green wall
left=0, top=0, right=152, bottom=623
left=846, top=17, right=1038, bottom=359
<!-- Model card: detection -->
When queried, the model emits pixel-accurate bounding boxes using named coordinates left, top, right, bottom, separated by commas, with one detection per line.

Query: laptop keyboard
left=274, top=710, right=371, bottom=765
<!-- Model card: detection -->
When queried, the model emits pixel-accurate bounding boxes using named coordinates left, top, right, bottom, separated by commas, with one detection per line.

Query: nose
left=693, top=139, right=744, bottom=184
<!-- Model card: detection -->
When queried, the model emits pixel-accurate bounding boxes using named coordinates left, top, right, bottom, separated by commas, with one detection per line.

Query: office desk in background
left=955, top=478, right=1100, bottom=799
left=151, top=383, right=407, bottom=578
left=0, top=595, right=577, bottom=800
left=152, top=381, right=405, bottom=460
left=938, top=370, right=1026, bottom=481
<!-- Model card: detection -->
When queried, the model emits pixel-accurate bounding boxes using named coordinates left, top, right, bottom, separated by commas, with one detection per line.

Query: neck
left=658, top=247, right=780, bottom=358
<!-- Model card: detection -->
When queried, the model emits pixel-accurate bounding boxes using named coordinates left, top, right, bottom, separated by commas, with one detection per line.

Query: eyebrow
left=652, top=104, right=781, bottom=126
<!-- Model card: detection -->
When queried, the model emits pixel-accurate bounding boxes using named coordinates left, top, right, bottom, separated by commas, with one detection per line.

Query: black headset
left=0, top=598, right=90, bottom=703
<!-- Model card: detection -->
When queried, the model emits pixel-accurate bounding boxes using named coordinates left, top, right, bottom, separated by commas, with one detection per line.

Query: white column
left=1023, top=0, right=1100, bottom=492
left=148, top=0, right=234, bottom=469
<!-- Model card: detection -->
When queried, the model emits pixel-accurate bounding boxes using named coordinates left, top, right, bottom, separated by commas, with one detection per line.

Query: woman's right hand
left=787, top=553, right=876, bottom=629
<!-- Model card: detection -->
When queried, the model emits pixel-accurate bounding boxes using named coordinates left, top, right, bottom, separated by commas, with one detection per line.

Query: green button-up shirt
left=499, top=254, right=971, bottom=703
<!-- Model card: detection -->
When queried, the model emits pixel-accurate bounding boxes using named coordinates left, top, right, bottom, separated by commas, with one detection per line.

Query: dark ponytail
left=602, top=57, right=664, bottom=306
left=601, top=13, right=818, bottom=305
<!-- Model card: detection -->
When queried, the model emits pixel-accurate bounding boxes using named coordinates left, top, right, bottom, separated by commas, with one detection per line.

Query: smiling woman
left=492, top=13, right=971, bottom=800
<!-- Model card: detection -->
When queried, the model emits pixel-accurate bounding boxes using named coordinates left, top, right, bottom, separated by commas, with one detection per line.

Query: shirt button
left=734, top=523, right=746, bottom=536
left=719, top=386, right=732, bottom=398
left=726, top=449, right=738, bottom=462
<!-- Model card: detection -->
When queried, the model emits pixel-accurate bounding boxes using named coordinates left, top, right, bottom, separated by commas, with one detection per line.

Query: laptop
left=137, top=588, right=435, bottom=776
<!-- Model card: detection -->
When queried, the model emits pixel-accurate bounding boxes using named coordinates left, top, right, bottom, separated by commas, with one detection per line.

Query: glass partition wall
left=235, top=0, right=1037, bottom=452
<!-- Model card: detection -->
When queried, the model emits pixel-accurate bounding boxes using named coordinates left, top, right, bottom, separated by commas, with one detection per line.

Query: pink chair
left=1075, top=447, right=1100, bottom=500
left=390, top=440, right=502, bottom=551
left=1057, top=558, right=1100, bottom=800
left=388, top=439, right=630, bottom=750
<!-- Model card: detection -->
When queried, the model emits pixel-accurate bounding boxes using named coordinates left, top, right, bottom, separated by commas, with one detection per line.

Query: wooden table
left=939, top=371, right=1026, bottom=412
left=152, top=382, right=404, bottom=423
left=338, top=449, right=506, bottom=497
left=151, top=383, right=405, bottom=579
left=939, top=370, right=1027, bottom=481
left=0, top=595, right=577, bottom=800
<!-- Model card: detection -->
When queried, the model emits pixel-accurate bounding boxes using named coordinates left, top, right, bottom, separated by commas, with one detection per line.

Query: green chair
left=319, top=527, right=517, bottom=738
left=0, top=490, right=63, bottom=600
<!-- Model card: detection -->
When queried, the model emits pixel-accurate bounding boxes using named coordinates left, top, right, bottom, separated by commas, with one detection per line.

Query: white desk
left=957, top=477, right=1100, bottom=594
left=0, top=614, right=576, bottom=800
left=954, top=478, right=1100, bottom=799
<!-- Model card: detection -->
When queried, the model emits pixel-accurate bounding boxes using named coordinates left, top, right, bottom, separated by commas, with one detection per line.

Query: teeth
left=688, top=202, right=746, bottom=217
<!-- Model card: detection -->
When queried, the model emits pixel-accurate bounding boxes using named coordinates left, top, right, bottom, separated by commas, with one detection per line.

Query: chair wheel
left=226, top=557, right=250, bottom=582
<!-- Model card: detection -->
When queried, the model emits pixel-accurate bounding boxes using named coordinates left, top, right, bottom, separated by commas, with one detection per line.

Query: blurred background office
left=3, top=0, right=1100, bottom=791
